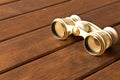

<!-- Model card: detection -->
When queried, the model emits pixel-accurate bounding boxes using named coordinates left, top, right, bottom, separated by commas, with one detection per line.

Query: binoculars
left=51, top=15, right=118, bottom=56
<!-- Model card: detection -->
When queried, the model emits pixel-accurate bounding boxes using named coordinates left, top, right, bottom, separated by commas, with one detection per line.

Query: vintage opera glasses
left=51, top=15, right=118, bottom=56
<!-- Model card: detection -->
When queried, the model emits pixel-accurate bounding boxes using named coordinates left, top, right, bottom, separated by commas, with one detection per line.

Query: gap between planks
left=0, top=0, right=71, bottom=21
left=0, top=0, right=20, bottom=5
left=79, top=24, right=120, bottom=79
left=84, top=59, right=120, bottom=80
left=58, top=25, right=120, bottom=80
left=0, top=36, right=81, bottom=74
left=0, top=25, right=119, bottom=80
left=0, top=0, right=119, bottom=77
left=0, top=1, right=119, bottom=72
left=0, top=1, right=119, bottom=43
left=77, top=53, right=120, bottom=80
left=0, top=13, right=119, bottom=75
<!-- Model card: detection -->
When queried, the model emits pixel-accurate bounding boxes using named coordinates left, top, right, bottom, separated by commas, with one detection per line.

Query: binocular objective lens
left=85, top=36, right=101, bottom=54
left=52, top=22, right=65, bottom=38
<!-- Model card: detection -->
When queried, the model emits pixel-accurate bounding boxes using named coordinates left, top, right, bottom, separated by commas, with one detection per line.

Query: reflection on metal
left=52, top=15, right=81, bottom=40
left=51, top=15, right=118, bottom=56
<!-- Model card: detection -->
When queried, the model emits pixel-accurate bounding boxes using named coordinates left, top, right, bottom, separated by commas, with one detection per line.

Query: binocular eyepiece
left=51, top=15, right=118, bottom=56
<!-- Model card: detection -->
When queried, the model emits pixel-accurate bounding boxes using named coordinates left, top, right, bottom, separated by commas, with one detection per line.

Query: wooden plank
left=0, top=2, right=119, bottom=73
left=0, top=0, right=18, bottom=5
left=0, top=0, right=118, bottom=21
left=0, top=25, right=119, bottom=80
left=0, top=27, right=81, bottom=73
left=0, top=0, right=69, bottom=20
left=0, top=0, right=119, bottom=42
left=85, top=60, right=120, bottom=80
left=80, top=2, right=120, bottom=27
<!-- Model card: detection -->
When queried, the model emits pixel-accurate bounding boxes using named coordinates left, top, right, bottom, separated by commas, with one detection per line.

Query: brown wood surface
left=0, top=0, right=68, bottom=20
left=0, top=25, right=120, bottom=80
left=0, top=0, right=119, bottom=80
left=0, top=0, right=18, bottom=5
left=85, top=60, right=120, bottom=80
left=0, top=0, right=118, bottom=42
left=0, top=2, right=119, bottom=73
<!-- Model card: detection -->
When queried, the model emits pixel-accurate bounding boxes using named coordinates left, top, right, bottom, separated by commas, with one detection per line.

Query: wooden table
left=0, top=0, right=119, bottom=80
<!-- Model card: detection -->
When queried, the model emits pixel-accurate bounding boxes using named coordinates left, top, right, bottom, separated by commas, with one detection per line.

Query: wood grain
left=0, top=2, right=119, bottom=74
left=80, top=2, right=120, bottom=27
left=0, top=0, right=119, bottom=42
left=0, top=0, right=18, bottom=5
left=0, top=27, right=81, bottom=73
left=0, top=25, right=119, bottom=80
left=85, top=60, right=120, bottom=80
left=0, top=0, right=69, bottom=20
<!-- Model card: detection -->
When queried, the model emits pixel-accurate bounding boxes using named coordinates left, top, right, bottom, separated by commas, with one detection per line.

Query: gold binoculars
left=51, top=15, right=118, bottom=56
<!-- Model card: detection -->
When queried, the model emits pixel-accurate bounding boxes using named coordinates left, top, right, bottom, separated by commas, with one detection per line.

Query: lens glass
left=52, top=22, right=65, bottom=38
left=85, top=36, right=101, bottom=53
